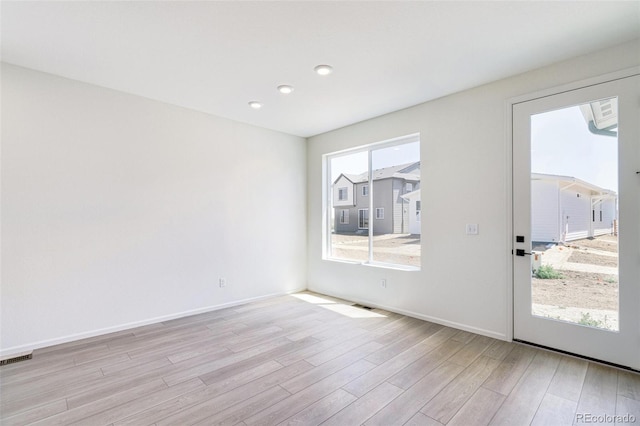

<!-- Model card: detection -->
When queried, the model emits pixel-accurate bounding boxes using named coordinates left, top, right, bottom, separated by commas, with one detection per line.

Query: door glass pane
left=329, top=151, right=368, bottom=262
left=530, top=98, right=619, bottom=331
left=370, top=141, right=421, bottom=267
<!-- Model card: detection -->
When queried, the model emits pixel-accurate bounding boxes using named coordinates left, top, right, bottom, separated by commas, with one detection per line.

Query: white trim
left=504, top=66, right=640, bottom=343
left=509, top=67, right=640, bottom=106
left=322, top=152, right=330, bottom=258
left=0, top=288, right=306, bottom=359
left=306, top=287, right=507, bottom=341
left=323, top=132, right=420, bottom=160
left=368, top=149, right=373, bottom=262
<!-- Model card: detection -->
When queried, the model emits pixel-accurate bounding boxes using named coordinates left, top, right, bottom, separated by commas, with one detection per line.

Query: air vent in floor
left=0, top=353, right=33, bottom=366
left=352, top=304, right=373, bottom=310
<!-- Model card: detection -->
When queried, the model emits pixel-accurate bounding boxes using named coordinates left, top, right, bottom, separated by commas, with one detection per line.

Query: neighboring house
left=401, top=190, right=421, bottom=235
left=532, top=173, right=617, bottom=243
left=333, top=162, right=420, bottom=234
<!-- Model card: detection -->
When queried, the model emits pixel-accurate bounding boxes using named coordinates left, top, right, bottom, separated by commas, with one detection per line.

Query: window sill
left=323, top=257, right=420, bottom=272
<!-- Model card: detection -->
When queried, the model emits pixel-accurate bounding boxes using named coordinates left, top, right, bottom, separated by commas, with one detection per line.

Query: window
left=600, top=209, right=603, bottom=222
left=358, top=209, right=369, bottom=229
left=325, top=134, right=420, bottom=269
left=339, top=209, right=349, bottom=224
left=416, top=200, right=421, bottom=222
left=338, top=187, right=348, bottom=201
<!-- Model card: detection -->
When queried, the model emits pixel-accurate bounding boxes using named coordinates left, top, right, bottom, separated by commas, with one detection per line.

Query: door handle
left=515, top=249, right=532, bottom=256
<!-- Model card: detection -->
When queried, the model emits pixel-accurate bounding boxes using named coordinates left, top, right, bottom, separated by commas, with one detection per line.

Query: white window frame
left=375, top=207, right=384, bottom=219
left=323, top=133, right=420, bottom=271
left=362, top=185, right=369, bottom=196
left=339, top=209, right=349, bottom=224
left=406, top=182, right=413, bottom=193
left=338, top=187, right=348, bottom=201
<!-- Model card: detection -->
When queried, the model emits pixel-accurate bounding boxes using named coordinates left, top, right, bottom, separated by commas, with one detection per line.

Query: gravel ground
left=568, top=251, right=618, bottom=267
left=330, top=233, right=421, bottom=267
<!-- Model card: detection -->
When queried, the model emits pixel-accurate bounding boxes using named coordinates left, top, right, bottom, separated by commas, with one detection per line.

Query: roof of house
left=335, top=161, right=420, bottom=185
left=532, top=173, right=616, bottom=196
left=400, top=189, right=421, bottom=201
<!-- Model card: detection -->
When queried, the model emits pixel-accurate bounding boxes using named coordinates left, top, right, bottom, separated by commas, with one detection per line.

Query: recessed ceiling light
left=277, top=85, right=294, bottom=94
left=314, top=64, right=333, bottom=76
left=248, top=101, right=263, bottom=109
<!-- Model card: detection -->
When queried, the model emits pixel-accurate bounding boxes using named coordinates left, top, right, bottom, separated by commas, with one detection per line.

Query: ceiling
left=2, top=2, right=639, bottom=138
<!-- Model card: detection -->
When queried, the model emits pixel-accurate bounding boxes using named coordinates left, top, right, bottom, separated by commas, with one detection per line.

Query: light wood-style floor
left=1, top=291, right=639, bottom=426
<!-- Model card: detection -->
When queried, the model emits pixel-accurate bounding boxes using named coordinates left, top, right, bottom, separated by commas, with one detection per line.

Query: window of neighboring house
left=416, top=200, right=421, bottom=222
left=600, top=209, right=603, bottom=222
left=324, top=133, right=420, bottom=270
left=592, top=209, right=595, bottom=222
left=339, top=209, right=349, bottom=224
left=358, top=209, right=369, bottom=229
left=338, top=187, right=348, bottom=201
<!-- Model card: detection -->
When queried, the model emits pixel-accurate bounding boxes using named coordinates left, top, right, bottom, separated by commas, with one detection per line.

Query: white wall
left=561, top=187, right=591, bottom=242
left=593, top=199, right=616, bottom=237
left=1, top=64, right=307, bottom=356
left=531, top=180, right=560, bottom=242
left=306, top=40, right=640, bottom=340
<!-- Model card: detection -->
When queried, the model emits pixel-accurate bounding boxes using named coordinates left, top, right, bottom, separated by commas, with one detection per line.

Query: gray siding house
left=333, top=162, right=420, bottom=235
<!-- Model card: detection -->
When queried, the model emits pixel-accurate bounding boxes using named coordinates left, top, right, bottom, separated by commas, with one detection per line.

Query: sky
left=330, top=141, right=420, bottom=182
left=531, top=103, right=618, bottom=192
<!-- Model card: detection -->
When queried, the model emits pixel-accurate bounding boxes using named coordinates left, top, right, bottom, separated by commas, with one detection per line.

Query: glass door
left=512, top=74, right=639, bottom=370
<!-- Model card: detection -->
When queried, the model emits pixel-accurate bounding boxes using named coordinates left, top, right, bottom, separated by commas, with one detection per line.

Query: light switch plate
left=466, top=224, right=479, bottom=235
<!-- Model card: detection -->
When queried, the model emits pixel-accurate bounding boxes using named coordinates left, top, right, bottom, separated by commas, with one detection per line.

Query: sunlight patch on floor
left=321, top=304, right=386, bottom=318
left=291, top=292, right=386, bottom=318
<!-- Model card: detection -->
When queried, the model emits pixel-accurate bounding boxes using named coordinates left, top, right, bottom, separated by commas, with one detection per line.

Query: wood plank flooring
left=1, top=291, right=639, bottom=425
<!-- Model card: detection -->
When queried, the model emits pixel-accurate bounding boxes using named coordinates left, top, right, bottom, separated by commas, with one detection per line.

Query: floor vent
left=0, top=353, right=33, bottom=366
left=353, top=304, right=373, bottom=310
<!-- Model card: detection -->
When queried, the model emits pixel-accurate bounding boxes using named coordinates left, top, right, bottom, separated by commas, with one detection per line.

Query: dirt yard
left=532, top=235, right=619, bottom=329
left=532, top=270, right=618, bottom=311
left=330, top=233, right=420, bottom=267
left=567, top=235, right=618, bottom=252
left=568, top=251, right=618, bottom=268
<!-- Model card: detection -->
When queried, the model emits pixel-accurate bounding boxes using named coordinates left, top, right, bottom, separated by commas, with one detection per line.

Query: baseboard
left=0, top=287, right=307, bottom=359
left=308, top=286, right=508, bottom=341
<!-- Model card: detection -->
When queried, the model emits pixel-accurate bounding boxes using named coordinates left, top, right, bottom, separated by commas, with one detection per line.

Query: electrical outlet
left=381, top=279, right=387, bottom=288
left=466, top=223, right=479, bottom=235
left=219, top=278, right=226, bottom=288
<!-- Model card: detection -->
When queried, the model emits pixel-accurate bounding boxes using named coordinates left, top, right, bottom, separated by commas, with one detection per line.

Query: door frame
left=505, top=66, right=640, bottom=342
